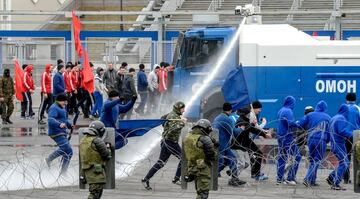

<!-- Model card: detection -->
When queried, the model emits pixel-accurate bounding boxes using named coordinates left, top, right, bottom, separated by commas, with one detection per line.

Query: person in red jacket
left=64, top=63, right=73, bottom=114
left=69, top=64, right=79, bottom=115
left=38, top=64, right=53, bottom=124
left=157, top=62, right=174, bottom=112
left=21, top=64, right=35, bottom=119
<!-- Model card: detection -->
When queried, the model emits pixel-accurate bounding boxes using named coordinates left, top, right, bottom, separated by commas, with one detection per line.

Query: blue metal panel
left=165, top=31, right=180, bottom=40
left=80, top=31, right=158, bottom=41
left=0, top=30, right=71, bottom=40
left=304, top=30, right=335, bottom=38
left=343, top=30, right=360, bottom=40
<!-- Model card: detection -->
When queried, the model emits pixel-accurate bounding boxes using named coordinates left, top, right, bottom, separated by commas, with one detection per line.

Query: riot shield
left=354, top=130, right=360, bottom=193
left=79, top=127, right=115, bottom=189
left=181, top=127, right=219, bottom=191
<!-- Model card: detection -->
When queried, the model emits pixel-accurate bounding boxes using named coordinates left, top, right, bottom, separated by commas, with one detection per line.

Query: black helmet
left=89, top=121, right=106, bottom=137
left=193, top=119, right=213, bottom=134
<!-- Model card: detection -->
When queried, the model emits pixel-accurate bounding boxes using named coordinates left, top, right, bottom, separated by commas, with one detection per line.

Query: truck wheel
left=204, top=108, right=222, bottom=122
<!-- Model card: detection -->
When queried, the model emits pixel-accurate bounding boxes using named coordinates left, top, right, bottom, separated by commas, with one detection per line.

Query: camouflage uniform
left=142, top=101, right=186, bottom=190
left=80, top=128, right=111, bottom=199
left=184, top=126, right=216, bottom=199
left=0, top=70, right=15, bottom=121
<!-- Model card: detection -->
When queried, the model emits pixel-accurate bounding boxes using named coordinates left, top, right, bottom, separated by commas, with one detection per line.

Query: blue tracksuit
left=100, top=98, right=135, bottom=149
left=213, top=112, right=241, bottom=177
left=47, top=102, right=73, bottom=173
left=277, top=96, right=301, bottom=182
left=328, top=104, right=353, bottom=186
left=347, top=102, right=360, bottom=132
left=229, top=112, right=239, bottom=125
left=52, top=72, right=65, bottom=98
left=298, top=100, right=330, bottom=184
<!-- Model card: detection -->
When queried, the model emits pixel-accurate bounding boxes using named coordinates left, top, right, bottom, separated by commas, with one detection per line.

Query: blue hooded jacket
left=346, top=102, right=360, bottom=133
left=329, top=104, right=353, bottom=144
left=277, top=96, right=298, bottom=144
left=137, top=70, right=148, bottom=92
left=100, top=99, right=135, bottom=128
left=298, top=100, right=331, bottom=142
left=53, top=72, right=65, bottom=97
left=213, top=112, right=241, bottom=152
left=229, top=112, right=239, bottom=125
left=48, top=102, right=72, bottom=137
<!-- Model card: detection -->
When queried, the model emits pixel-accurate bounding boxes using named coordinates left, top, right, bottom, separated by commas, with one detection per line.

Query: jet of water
left=185, top=17, right=247, bottom=113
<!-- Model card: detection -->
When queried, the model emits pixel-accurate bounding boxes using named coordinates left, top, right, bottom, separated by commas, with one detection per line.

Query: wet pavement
left=0, top=113, right=359, bottom=198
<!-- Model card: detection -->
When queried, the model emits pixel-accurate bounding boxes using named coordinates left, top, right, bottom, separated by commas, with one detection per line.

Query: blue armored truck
left=172, top=24, right=360, bottom=125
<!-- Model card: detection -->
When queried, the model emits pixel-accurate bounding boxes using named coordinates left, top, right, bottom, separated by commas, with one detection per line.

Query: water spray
left=185, top=17, right=247, bottom=113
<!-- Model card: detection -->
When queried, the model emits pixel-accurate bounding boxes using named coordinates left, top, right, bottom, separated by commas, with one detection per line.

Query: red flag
left=14, top=60, right=24, bottom=101
left=83, top=50, right=94, bottom=93
left=72, top=11, right=83, bottom=58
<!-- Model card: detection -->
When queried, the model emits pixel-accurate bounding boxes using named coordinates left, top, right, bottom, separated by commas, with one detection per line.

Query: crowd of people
left=0, top=60, right=174, bottom=125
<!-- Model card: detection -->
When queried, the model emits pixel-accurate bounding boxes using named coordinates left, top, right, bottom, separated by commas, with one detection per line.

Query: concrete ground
left=0, top=112, right=359, bottom=199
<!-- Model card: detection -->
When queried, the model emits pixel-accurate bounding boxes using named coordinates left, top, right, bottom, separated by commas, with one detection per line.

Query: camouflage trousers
left=193, top=165, right=211, bottom=199
left=1, top=97, right=14, bottom=119
left=88, top=183, right=104, bottom=199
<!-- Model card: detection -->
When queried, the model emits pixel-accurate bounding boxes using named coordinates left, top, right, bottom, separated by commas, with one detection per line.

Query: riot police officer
left=79, top=121, right=111, bottom=199
left=184, top=119, right=217, bottom=199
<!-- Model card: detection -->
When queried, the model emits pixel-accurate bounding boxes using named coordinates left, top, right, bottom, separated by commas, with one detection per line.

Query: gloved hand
left=131, top=95, right=138, bottom=102
left=80, top=175, right=87, bottom=184
left=184, top=174, right=195, bottom=182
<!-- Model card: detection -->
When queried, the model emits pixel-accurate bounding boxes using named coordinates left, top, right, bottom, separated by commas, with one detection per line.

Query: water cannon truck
left=171, top=5, right=360, bottom=125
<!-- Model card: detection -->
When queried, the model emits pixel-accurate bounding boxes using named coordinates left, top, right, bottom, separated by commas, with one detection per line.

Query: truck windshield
left=182, top=38, right=224, bottom=68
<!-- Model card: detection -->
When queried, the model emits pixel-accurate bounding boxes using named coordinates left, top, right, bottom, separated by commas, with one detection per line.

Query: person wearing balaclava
left=276, top=96, right=302, bottom=185
left=298, top=100, right=331, bottom=187
left=327, top=104, right=353, bottom=190
left=0, top=68, right=15, bottom=124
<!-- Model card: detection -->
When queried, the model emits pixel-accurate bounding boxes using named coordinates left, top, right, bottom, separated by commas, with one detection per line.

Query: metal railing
left=208, top=0, right=224, bottom=11
left=252, top=0, right=261, bottom=6
left=287, top=0, right=302, bottom=21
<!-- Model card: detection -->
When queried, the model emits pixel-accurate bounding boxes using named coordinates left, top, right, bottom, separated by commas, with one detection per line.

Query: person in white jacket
left=147, top=64, right=160, bottom=113
left=91, top=67, right=107, bottom=118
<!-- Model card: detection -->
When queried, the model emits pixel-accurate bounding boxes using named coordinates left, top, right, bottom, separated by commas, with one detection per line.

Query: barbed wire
left=0, top=117, right=358, bottom=198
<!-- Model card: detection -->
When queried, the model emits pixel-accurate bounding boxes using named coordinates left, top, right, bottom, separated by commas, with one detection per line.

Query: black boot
left=2, top=118, right=8, bottom=125
left=228, top=177, right=246, bottom=186
left=6, top=117, right=13, bottom=124
left=141, top=178, right=152, bottom=190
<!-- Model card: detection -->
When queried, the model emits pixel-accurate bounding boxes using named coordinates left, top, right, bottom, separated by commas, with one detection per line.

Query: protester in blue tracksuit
left=213, top=102, right=246, bottom=186
left=100, top=90, right=136, bottom=149
left=326, top=104, right=353, bottom=190
left=298, top=100, right=331, bottom=187
left=135, top=64, right=149, bottom=115
left=44, top=93, right=73, bottom=175
left=52, top=64, right=66, bottom=99
left=344, top=93, right=360, bottom=183
left=276, top=96, right=301, bottom=185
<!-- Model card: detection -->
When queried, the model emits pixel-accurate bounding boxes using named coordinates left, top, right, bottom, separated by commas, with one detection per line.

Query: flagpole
left=71, top=20, right=75, bottom=63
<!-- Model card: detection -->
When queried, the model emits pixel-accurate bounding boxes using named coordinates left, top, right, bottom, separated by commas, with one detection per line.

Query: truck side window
left=182, top=38, right=224, bottom=68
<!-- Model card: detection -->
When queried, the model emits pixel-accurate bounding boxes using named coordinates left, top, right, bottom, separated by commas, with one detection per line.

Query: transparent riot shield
left=79, top=127, right=115, bottom=189
left=181, top=128, right=219, bottom=191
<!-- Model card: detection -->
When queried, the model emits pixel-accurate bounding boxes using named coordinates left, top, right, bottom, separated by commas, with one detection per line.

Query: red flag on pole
left=82, top=49, right=94, bottom=93
left=72, top=10, right=83, bottom=58
left=14, top=60, right=25, bottom=101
